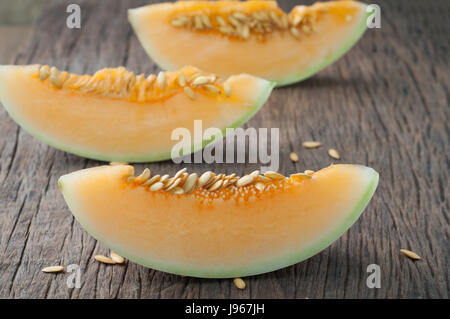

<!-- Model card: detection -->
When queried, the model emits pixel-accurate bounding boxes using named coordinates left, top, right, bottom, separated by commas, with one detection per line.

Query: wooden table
left=0, top=0, right=448, bottom=299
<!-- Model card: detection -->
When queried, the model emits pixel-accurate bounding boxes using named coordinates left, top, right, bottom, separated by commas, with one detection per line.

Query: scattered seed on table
left=94, top=255, right=116, bottom=264
left=328, top=148, right=340, bottom=159
left=290, top=152, right=299, bottom=162
left=233, top=277, right=246, bottom=290
left=400, top=249, right=421, bottom=260
left=42, top=265, right=64, bottom=273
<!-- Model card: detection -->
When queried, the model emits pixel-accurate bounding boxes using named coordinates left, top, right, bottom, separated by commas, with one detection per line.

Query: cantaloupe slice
left=129, top=0, right=370, bottom=86
left=59, top=164, right=379, bottom=278
left=0, top=65, right=274, bottom=162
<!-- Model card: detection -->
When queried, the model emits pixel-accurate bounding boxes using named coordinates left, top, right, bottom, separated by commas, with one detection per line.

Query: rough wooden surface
left=0, top=0, right=448, bottom=299
left=0, top=26, right=32, bottom=64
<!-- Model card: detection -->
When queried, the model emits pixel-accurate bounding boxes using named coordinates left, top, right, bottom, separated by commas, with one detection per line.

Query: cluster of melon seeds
left=301, top=140, right=341, bottom=160
left=94, top=252, right=126, bottom=264
left=36, top=65, right=231, bottom=102
left=124, top=167, right=313, bottom=198
left=170, top=5, right=325, bottom=40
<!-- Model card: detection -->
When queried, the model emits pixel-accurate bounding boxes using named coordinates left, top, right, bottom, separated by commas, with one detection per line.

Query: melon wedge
left=0, top=65, right=274, bottom=162
left=58, top=164, right=379, bottom=278
left=129, top=0, right=370, bottom=86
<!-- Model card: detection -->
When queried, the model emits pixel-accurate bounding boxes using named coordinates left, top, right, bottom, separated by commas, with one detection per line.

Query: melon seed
left=146, top=74, right=156, bottom=85
left=228, top=15, right=241, bottom=28
left=303, top=141, right=321, bottom=148
left=270, top=12, right=283, bottom=28
left=290, top=173, right=312, bottom=180
left=219, top=25, right=233, bottom=35
left=157, top=71, right=165, bottom=89
left=42, top=265, right=64, bottom=273
left=169, top=187, right=184, bottom=195
left=142, top=175, right=161, bottom=186
left=198, top=171, right=213, bottom=187
left=110, top=252, right=125, bottom=264
left=171, top=19, right=186, bottom=27
left=174, top=168, right=187, bottom=179
left=184, top=86, right=196, bottom=100
left=134, top=168, right=150, bottom=184
left=291, top=15, right=303, bottom=26
left=203, top=174, right=219, bottom=189
left=216, top=15, right=227, bottom=27
left=183, top=173, right=198, bottom=193
left=290, top=27, right=300, bottom=39
left=192, top=76, right=211, bottom=86
left=233, top=277, right=246, bottom=290
left=302, top=25, right=311, bottom=33
left=328, top=148, right=340, bottom=159
left=290, top=152, right=299, bottom=162
left=250, top=170, right=260, bottom=179
left=222, top=179, right=230, bottom=188
left=236, top=175, right=254, bottom=187
left=39, top=65, right=50, bottom=80
left=194, top=16, right=204, bottom=30
left=240, top=25, right=250, bottom=39
left=400, top=249, right=421, bottom=260
left=208, top=179, right=223, bottom=191
left=204, top=84, right=221, bottom=94
left=201, top=15, right=212, bottom=28
left=50, top=67, right=62, bottom=88
left=165, top=177, right=182, bottom=191
left=177, top=72, right=186, bottom=86
left=256, top=175, right=272, bottom=183
left=232, top=12, right=248, bottom=21
left=149, top=182, right=164, bottom=191
left=264, top=171, right=285, bottom=180
left=94, top=255, right=116, bottom=264
left=255, top=182, right=265, bottom=191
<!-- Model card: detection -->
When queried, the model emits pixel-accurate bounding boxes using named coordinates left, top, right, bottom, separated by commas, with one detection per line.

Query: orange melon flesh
left=129, top=1, right=369, bottom=86
left=0, top=65, right=274, bottom=162
left=59, top=164, right=378, bottom=278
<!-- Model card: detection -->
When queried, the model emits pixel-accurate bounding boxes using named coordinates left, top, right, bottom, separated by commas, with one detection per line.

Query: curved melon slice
left=129, top=0, right=370, bottom=86
left=59, top=164, right=378, bottom=278
left=0, top=65, right=274, bottom=162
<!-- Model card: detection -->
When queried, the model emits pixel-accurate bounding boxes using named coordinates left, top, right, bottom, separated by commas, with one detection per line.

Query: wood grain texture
left=0, top=0, right=448, bottom=299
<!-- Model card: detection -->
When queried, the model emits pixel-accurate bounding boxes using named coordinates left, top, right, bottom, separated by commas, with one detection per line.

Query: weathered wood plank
left=0, top=0, right=448, bottom=298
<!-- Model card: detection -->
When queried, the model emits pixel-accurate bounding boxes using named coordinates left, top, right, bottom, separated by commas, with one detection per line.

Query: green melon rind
left=234, top=166, right=379, bottom=278
left=276, top=5, right=371, bottom=87
left=0, top=71, right=274, bottom=163
left=59, top=165, right=378, bottom=278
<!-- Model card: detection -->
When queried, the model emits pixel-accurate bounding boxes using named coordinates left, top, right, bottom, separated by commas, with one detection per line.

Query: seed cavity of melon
left=123, top=166, right=315, bottom=196
left=36, top=65, right=231, bottom=102
left=169, top=5, right=323, bottom=41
